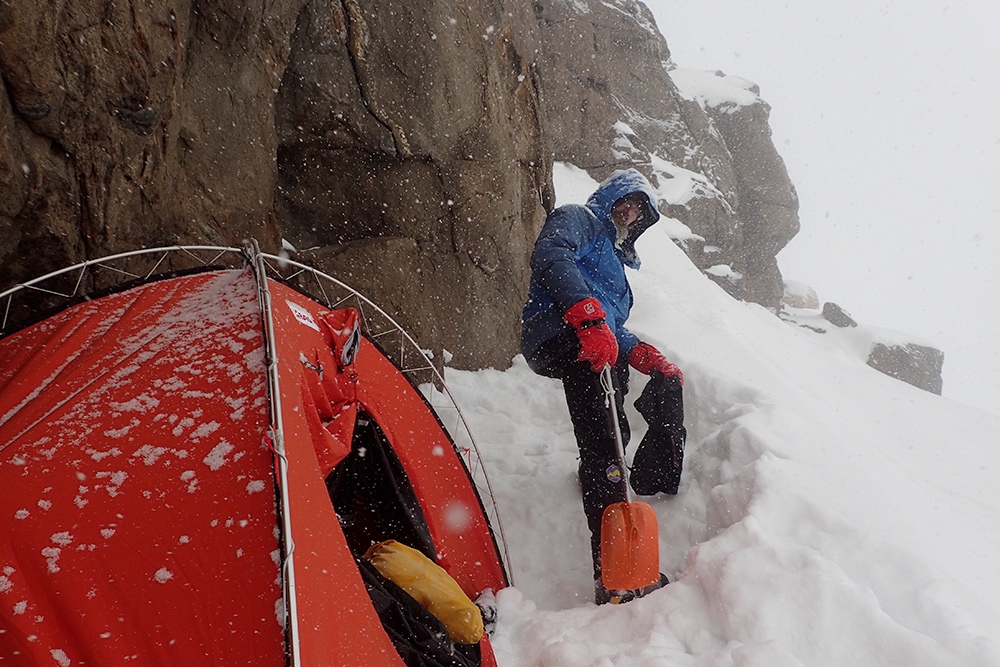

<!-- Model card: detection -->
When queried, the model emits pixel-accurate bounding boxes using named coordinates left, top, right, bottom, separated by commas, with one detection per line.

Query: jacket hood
left=585, top=168, right=661, bottom=268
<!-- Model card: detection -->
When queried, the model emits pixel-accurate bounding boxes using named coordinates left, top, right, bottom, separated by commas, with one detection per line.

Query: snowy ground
left=443, top=166, right=1000, bottom=666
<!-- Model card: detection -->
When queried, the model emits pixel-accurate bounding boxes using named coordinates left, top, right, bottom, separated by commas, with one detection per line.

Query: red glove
left=628, top=342, right=683, bottom=385
left=565, top=298, right=619, bottom=372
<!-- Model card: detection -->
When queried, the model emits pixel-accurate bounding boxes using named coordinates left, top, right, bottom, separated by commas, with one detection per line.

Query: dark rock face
left=822, top=302, right=858, bottom=328
left=2, top=0, right=804, bottom=369
left=868, top=343, right=945, bottom=395
left=0, top=0, right=299, bottom=275
left=274, top=0, right=548, bottom=369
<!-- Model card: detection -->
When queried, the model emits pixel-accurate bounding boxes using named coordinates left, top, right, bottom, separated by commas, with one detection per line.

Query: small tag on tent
left=320, top=308, right=361, bottom=369
left=286, top=300, right=320, bottom=331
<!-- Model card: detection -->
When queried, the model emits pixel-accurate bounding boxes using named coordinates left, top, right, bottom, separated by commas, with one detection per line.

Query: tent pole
left=248, top=240, right=302, bottom=666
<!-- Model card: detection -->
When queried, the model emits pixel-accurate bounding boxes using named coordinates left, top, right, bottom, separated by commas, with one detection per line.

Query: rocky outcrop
left=273, top=0, right=548, bottom=369
left=0, top=0, right=300, bottom=271
left=697, top=75, right=799, bottom=306
left=2, top=0, right=800, bottom=368
left=780, top=289, right=945, bottom=394
left=868, top=343, right=944, bottom=395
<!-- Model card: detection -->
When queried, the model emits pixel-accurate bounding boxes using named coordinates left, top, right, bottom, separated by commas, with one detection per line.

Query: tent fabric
left=268, top=280, right=505, bottom=664
left=0, top=270, right=284, bottom=664
left=0, top=268, right=506, bottom=665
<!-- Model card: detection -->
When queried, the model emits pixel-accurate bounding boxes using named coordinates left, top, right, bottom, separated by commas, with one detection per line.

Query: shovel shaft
left=601, top=364, right=632, bottom=503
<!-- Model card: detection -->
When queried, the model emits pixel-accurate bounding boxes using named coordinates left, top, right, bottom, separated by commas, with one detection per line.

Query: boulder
left=782, top=280, right=820, bottom=310
left=868, top=343, right=945, bottom=395
left=822, top=302, right=858, bottom=328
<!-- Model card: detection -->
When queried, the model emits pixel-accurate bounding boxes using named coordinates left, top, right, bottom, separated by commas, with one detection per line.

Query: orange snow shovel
left=599, top=364, right=661, bottom=592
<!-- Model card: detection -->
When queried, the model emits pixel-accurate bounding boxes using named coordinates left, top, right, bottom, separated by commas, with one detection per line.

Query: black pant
left=527, top=331, right=630, bottom=579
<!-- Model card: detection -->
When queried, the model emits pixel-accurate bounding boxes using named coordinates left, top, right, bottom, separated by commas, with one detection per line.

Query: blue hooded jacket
left=521, top=168, right=660, bottom=362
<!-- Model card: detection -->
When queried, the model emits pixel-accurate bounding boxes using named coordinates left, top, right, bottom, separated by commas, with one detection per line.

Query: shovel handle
left=601, top=363, right=632, bottom=503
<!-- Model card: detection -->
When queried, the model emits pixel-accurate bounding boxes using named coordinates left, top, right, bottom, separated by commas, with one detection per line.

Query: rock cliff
left=0, top=0, right=940, bottom=390
left=273, top=0, right=547, bottom=369
left=0, top=0, right=298, bottom=273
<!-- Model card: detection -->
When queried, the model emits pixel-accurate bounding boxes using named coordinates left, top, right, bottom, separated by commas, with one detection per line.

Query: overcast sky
left=642, top=0, right=1000, bottom=416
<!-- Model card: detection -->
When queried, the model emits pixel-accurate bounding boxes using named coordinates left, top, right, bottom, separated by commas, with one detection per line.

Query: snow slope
left=446, top=166, right=1000, bottom=666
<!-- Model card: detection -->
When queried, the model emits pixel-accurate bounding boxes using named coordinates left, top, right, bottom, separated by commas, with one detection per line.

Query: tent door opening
left=326, top=410, right=436, bottom=561
left=326, top=411, right=483, bottom=667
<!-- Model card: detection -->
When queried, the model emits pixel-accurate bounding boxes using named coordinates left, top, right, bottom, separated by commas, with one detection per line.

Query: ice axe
left=599, top=364, right=661, bottom=592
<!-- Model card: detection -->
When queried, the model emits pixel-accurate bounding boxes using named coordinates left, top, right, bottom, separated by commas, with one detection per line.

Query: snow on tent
left=0, top=246, right=510, bottom=666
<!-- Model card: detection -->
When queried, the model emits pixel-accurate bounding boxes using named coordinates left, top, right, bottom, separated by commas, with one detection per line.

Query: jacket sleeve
left=618, top=327, right=640, bottom=357
left=529, top=206, right=601, bottom=314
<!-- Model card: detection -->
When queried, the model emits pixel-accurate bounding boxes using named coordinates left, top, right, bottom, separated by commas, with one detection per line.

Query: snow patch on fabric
left=203, top=441, right=234, bottom=471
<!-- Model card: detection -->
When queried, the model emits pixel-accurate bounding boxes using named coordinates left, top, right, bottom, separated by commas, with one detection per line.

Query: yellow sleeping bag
left=363, top=540, right=484, bottom=644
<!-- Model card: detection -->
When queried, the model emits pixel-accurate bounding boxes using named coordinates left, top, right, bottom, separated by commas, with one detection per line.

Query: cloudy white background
left=644, top=1, right=1000, bottom=416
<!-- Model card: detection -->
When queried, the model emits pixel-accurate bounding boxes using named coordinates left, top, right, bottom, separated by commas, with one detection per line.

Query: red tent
left=0, top=249, right=508, bottom=665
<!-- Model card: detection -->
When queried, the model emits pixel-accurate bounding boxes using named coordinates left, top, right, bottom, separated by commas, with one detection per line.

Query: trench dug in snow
left=445, top=356, right=766, bottom=612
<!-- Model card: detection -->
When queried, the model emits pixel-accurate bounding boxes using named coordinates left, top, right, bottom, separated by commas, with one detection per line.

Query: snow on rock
left=648, top=153, right=730, bottom=212
left=668, top=67, right=761, bottom=112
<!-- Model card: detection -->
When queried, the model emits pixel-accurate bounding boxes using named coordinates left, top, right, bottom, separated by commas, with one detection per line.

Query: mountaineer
left=521, top=168, right=684, bottom=604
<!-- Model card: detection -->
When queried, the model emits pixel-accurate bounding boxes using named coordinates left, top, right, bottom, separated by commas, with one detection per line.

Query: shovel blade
left=600, top=500, right=660, bottom=591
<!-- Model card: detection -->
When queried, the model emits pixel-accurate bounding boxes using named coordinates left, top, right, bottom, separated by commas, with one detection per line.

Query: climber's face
left=611, top=195, right=644, bottom=228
